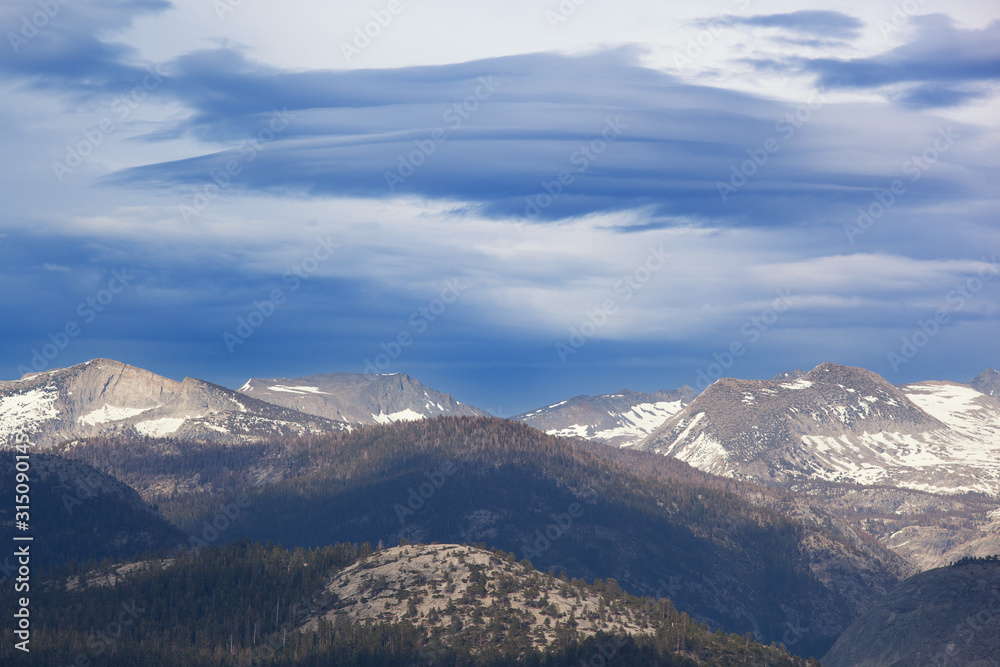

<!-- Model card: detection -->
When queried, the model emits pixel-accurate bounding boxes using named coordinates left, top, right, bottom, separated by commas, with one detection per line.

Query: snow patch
left=372, top=409, right=426, bottom=424
left=780, top=379, right=814, bottom=390
left=267, top=385, right=331, bottom=395
left=134, top=417, right=187, bottom=436
left=545, top=400, right=683, bottom=446
left=674, top=432, right=729, bottom=475
left=79, top=405, right=152, bottom=426
left=0, top=388, right=60, bottom=437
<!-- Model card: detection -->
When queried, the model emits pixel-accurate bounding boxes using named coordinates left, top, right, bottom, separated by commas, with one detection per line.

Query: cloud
left=799, top=15, right=1000, bottom=107
left=895, top=83, right=990, bottom=109
left=81, top=47, right=989, bottom=240
left=1, top=0, right=998, bottom=405
left=0, top=0, right=171, bottom=98
left=718, top=10, right=863, bottom=40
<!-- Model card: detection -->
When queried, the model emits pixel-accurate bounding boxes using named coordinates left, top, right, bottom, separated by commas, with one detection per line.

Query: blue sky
left=1, top=0, right=998, bottom=414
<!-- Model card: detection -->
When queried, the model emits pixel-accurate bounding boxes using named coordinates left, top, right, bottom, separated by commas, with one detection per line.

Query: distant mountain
left=637, top=362, right=1000, bottom=494
left=0, top=359, right=347, bottom=448
left=787, top=480, right=1000, bottom=574
left=514, top=387, right=697, bottom=447
left=0, top=452, right=183, bottom=571
left=61, top=416, right=907, bottom=657
left=822, top=557, right=1000, bottom=667
left=237, top=372, right=488, bottom=425
left=970, top=368, right=1000, bottom=398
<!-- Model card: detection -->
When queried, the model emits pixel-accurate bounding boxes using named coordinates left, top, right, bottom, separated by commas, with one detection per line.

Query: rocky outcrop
left=970, top=368, right=1000, bottom=399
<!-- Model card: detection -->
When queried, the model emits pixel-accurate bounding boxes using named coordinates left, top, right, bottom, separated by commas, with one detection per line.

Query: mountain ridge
left=237, top=371, right=488, bottom=425
left=636, top=362, right=1000, bottom=495
left=0, top=358, right=348, bottom=448
left=514, top=386, right=697, bottom=447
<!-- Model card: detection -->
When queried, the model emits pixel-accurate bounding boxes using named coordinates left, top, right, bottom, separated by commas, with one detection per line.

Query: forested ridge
left=0, top=540, right=820, bottom=666
left=51, top=417, right=902, bottom=656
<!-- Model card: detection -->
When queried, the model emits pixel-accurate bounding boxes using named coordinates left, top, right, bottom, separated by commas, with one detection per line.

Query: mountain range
left=1, top=356, right=998, bottom=663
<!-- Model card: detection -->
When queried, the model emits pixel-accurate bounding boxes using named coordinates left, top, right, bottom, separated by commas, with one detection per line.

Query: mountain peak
left=237, top=371, right=487, bottom=425
left=970, top=368, right=1000, bottom=398
left=1, top=360, right=346, bottom=447
left=635, top=364, right=1000, bottom=492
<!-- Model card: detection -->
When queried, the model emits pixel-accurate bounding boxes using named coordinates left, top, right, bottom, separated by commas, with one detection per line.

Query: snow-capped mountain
left=514, top=387, right=697, bottom=447
left=637, top=362, right=1000, bottom=494
left=236, top=372, right=488, bottom=425
left=0, top=359, right=347, bottom=447
left=970, top=368, right=1000, bottom=398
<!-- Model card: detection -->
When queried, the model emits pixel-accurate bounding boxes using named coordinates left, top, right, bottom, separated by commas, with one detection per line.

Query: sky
left=0, top=0, right=998, bottom=415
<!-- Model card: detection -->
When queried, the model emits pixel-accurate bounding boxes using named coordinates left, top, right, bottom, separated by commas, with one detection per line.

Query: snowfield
left=0, top=387, right=60, bottom=438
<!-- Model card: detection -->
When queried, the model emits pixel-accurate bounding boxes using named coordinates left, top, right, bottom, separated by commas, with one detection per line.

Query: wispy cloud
left=713, top=10, right=863, bottom=40
left=798, top=15, right=1000, bottom=108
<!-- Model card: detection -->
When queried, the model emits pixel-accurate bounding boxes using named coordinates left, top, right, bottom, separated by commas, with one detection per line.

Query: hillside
left=0, top=540, right=819, bottom=665
left=638, top=362, right=1000, bottom=494
left=58, top=416, right=907, bottom=657
left=822, top=557, right=1000, bottom=667
left=0, top=451, right=184, bottom=571
left=970, top=368, right=1000, bottom=398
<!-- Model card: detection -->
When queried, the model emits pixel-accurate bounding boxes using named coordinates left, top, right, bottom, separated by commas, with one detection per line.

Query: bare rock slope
left=301, top=543, right=653, bottom=646
left=0, top=359, right=346, bottom=447
left=638, top=362, right=1000, bottom=494
left=237, top=372, right=488, bottom=425
left=514, top=387, right=697, bottom=447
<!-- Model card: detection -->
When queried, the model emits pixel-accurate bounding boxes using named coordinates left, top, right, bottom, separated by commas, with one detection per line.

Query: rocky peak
left=970, top=368, right=1000, bottom=398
